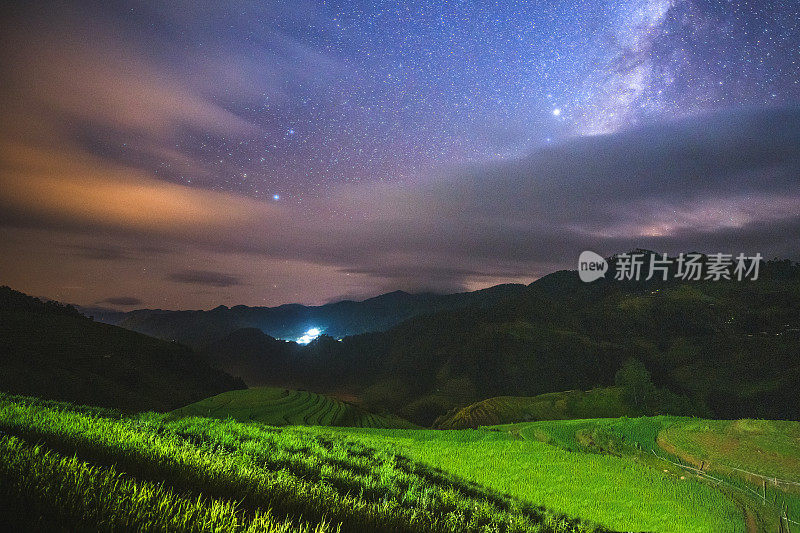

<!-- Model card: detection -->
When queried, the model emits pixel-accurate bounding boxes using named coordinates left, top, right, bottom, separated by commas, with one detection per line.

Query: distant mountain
left=199, top=258, right=800, bottom=426
left=90, top=284, right=527, bottom=348
left=0, top=286, right=244, bottom=412
left=199, top=328, right=300, bottom=387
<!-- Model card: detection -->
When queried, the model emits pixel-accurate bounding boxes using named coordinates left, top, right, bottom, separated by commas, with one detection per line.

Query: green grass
left=0, top=396, right=602, bottom=532
left=658, top=419, right=800, bottom=531
left=0, top=390, right=124, bottom=418
left=435, top=387, right=635, bottom=429
left=0, top=434, right=322, bottom=532
left=487, top=416, right=800, bottom=532
left=169, top=386, right=415, bottom=429
left=659, top=419, right=800, bottom=481
left=7, top=391, right=800, bottom=533
left=317, top=421, right=745, bottom=533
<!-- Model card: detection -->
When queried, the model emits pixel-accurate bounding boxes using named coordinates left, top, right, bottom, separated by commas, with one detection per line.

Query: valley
left=1, top=257, right=798, bottom=532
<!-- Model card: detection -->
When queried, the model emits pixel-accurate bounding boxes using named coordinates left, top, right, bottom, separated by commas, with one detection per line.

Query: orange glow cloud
left=0, top=142, right=275, bottom=235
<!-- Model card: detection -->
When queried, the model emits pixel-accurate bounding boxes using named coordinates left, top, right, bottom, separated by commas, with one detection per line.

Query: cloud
left=167, top=270, right=243, bottom=288
left=0, top=35, right=798, bottom=301
left=100, top=297, right=143, bottom=306
left=0, top=142, right=279, bottom=235
left=0, top=16, right=258, bottom=142
left=58, top=242, right=169, bottom=262
left=62, top=244, right=133, bottom=262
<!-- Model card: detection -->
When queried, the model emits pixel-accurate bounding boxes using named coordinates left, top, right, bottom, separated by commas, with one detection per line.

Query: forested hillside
left=201, top=258, right=800, bottom=426
left=0, top=287, right=244, bottom=412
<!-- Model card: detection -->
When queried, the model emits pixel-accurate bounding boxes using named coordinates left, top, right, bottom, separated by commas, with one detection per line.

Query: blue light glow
left=296, top=327, right=322, bottom=344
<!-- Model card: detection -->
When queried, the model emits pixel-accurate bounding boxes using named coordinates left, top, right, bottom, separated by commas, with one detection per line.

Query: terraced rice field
left=658, top=419, right=800, bottom=531
left=169, top=386, right=414, bottom=428
left=0, top=396, right=602, bottom=533
left=490, top=417, right=800, bottom=532
left=319, top=422, right=745, bottom=533
left=435, top=387, right=634, bottom=429
left=4, top=391, right=798, bottom=532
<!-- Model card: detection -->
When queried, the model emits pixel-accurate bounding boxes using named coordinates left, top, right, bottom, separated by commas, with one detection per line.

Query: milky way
left=0, top=0, right=798, bottom=308
left=77, top=0, right=800, bottom=200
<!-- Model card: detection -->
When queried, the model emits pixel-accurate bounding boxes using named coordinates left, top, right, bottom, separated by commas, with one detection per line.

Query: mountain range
left=194, top=257, right=800, bottom=425
left=85, top=283, right=526, bottom=348
left=4, top=254, right=799, bottom=428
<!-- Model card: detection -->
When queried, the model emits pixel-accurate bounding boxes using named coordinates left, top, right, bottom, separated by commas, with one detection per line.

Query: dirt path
left=745, top=508, right=758, bottom=533
left=658, top=432, right=764, bottom=533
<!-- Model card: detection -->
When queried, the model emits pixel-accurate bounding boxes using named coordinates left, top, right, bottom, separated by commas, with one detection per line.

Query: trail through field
left=745, top=508, right=758, bottom=533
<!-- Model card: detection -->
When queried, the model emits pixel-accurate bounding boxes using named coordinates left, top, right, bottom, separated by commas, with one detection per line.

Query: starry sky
left=0, top=0, right=798, bottom=309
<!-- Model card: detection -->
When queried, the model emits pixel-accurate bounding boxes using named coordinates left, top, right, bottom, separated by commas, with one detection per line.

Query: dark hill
left=90, top=283, right=527, bottom=348
left=0, top=286, right=244, bottom=412
left=201, top=258, right=800, bottom=426
left=200, top=328, right=300, bottom=387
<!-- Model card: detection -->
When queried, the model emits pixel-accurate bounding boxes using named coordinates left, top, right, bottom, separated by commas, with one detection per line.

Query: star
left=3, top=0, right=799, bottom=308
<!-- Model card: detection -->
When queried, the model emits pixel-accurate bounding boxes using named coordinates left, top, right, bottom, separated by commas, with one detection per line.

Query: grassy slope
left=169, top=386, right=415, bottom=428
left=659, top=419, right=800, bottom=481
left=320, top=423, right=744, bottom=533
left=493, top=417, right=800, bottom=532
left=0, top=435, right=314, bottom=533
left=6, top=393, right=799, bottom=533
left=658, top=419, right=800, bottom=531
left=0, top=397, right=601, bottom=533
left=435, top=387, right=635, bottom=429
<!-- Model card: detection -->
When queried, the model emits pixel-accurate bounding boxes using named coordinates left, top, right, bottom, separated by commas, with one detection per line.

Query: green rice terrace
left=168, top=386, right=414, bottom=429
left=1, top=393, right=799, bottom=532
left=434, top=387, right=637, bottom=429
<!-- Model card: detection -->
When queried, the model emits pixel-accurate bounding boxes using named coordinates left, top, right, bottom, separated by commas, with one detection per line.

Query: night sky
left=0, top=0, right=798, bottom=309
